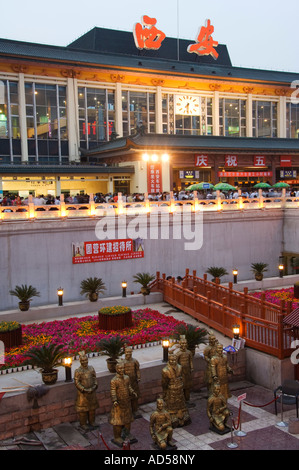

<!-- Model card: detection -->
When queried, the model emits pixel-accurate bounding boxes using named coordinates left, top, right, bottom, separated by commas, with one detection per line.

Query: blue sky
left=3, top=0, right=299, bottom=73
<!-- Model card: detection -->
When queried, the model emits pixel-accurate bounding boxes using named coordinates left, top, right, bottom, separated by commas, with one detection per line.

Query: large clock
left=175, top=95, right=201, bottom=116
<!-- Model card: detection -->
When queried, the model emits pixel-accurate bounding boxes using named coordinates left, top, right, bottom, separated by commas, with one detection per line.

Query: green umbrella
left=186, top=182, right=214, bottom=191
left=272, top=182, right=290, bottom=188
left=214, top=183, right=236, bottom=191
left=253, top=182, right=272, bottom=189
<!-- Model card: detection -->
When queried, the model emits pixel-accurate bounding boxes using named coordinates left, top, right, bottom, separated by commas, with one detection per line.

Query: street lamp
left=232, top=324, right=240, bottom=340
left=278, top=264, right=284, bottom=278
left=63, top=357, right=73, bottom=382
left=57, top=287, right=64, bottom=306
left=162, top=338, right=170, bottom=362
left=232, top=269, right=238, bottom=284
left=122, top=281, right=127, bottom=298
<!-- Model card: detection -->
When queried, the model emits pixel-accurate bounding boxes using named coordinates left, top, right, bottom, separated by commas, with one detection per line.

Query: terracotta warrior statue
left=150, top=397, right=176, bottom=450
left=203, top=333, right=219, bottom=396
left=210, top=343, right=233, bottom=401
left=109, top=360, right=137, bottom=447
left=171, top=335, right=194, bottom=402
left=123, top=346, right=141, bottom=417
left=207, top=382, right=231, bottom=434
left=74, top=351, right=99, bottom=430
left=161, top=352, right=191, bottom=428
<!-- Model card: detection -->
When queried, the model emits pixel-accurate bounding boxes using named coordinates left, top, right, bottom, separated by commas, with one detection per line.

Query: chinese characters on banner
left=218, top=171, right=272, bottom=178
left=187, top=19, right=219, bottom=60
left=148, top=162, right=162, bottom=193
left=72, top=239, right=144, bottom=264
left=195, top=154, right=209, bottom=167
left=225, top=155, right=238, bottom=167
left=133, top=16, right=218, bottom=60
left=133, top=16, right=166, bottom=50
left=254, top=156, right=266, bottom=167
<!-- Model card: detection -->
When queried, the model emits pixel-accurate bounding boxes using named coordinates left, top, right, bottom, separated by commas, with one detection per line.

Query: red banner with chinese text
left=147, top=162, right=162, bottom=193
left=72, top=239, right=144, bottom=264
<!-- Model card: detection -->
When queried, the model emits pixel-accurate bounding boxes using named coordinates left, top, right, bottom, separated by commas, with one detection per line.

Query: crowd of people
left=0, top=186, right=298, bottom=207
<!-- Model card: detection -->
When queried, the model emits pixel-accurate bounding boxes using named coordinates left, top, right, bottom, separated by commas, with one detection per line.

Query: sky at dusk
left=3, top=0, right=299, bottom=73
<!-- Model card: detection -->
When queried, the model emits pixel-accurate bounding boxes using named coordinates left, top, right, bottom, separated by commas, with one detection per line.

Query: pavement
left=0, top=302, right=299, bottom=453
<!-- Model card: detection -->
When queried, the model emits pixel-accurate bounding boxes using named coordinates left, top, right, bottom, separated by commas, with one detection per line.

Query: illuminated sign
left=148, top=162, right=162, bottom=193
left=72, top=240, right=144, bottom=264
left=133, top=15, right=166, bottom=50
left=280, top=156, right=292, bottom=167
left=218, top=171, right=273, bottom=177
left=179, top=170, right=200, bottom=179
left=187, top=19, right=219, bottom=60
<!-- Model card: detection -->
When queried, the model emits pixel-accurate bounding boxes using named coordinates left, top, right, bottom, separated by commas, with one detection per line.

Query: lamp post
left=57, top=287, right=63, bottom=306
left=278, top=264, right=284, bottom=278
left=122, top=281, right=127, bottom=298
left=162, top=339, right=170, bottom=362
left=232, top=269, right=238, bottom=284
left=63, top=357, right=73, bottom=382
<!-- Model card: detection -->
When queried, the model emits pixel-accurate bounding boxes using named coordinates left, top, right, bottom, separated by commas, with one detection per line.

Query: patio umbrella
left=186, top=182, right=214, bottom=191
left=214, top=182, right=236, bottom=191
left=272, top=182, right=290, bottom=188
left=253, top=182, right=272, bottom=189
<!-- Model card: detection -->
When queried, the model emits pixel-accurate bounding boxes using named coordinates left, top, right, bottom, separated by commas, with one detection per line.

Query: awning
left=283, top=308, right=299, bottom=327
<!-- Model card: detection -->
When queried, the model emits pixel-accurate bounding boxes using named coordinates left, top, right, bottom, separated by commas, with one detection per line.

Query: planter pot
left=88, top=293, right=98, bottom=302
left=98, top=311, right=132, bottom=331
left=18, top=301, right=30, bottom=311
left=141, top=287, right=150, bottom=296
left=106, top=358, right=117, bottom=373
left=41, top=369, right=58, bottom=385
left=0, top=326, right=22, bottom=349
left=294, top=284, right=299, bottom=299
left=254, top=273, right=263, bottom=281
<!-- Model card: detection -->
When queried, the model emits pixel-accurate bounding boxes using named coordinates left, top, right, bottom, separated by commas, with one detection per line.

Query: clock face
left=175, top=95, right=201, bottom=116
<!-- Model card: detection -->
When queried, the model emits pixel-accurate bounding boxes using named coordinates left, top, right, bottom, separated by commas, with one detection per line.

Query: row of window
left=0, top=80, right=298, bottom=161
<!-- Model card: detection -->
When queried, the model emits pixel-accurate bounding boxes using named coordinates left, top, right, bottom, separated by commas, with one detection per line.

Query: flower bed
left=250, top=287, right=299, bottom=310
left=0, top=321, right=22, bottom=349
left=0, top=308, right=185, bottom=370
left=98, top=305, right=132, bottom=330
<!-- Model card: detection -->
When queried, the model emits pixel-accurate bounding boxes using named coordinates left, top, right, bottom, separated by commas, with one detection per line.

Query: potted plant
left=80, top=277, right=106, bottom=302
left=9, top=284, right=40, bottom=311
left=98, top=305, right=132, bottom=330
left=251, top=262, right=268, bottom=281
left=133, top=272, right=155, bottom=297
left=172, top=323, right=208, bottom=356
left=97, top=336, right=126, bottom=372
left=294, top=281, right=299, bottom=299
left=24, top=343, right=65, bottom=385
left=206, top=267, right=228, bottom=283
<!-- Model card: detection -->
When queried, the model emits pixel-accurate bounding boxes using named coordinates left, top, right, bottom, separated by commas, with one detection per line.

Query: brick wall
left=0, top=350, right=245, bottom=440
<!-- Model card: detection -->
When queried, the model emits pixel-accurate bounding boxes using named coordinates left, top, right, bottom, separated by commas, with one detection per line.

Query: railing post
left=243, top=287, right=248, bottom=315
left=60, top=193, right=66, bottom=218
left=89, top=193, right=95, bottom=216
left=240, top=303, right=245, bottom=339
left=207, top=290, right=211, bottom=319
left=277, top=313, right=285, bottom=360
left=193, top=285, right=198, bottom=313
left=28, top=194, right=35, bottom=219
left=260, top=292, right=265, bottom=319
left=222, top=296, right=227, bottom=330
left=228, top=282, right=233, bottom=307
left=258, top=188, right=264, bottom=209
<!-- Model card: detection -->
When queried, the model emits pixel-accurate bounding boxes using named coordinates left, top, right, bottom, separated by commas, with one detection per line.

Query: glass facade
left=0, top=80, right=20, bottom=162
left=122, top=90, right=155, bottom=136
left=78, top=87, right=115, bottom=149
left=25, top=83, right=68, bottom=163
left=219, top=98, right=246, bottom=137
left=286, top=102, right=299, bottom=138
left=252, top=100, right=277, bottom=138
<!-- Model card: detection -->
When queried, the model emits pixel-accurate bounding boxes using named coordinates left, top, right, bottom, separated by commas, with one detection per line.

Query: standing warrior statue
left=203, top=333, right=219, bottom=396
left=74, top=351, right=99, bottom=431
left=150, top=397, right=177, bottom=450
left=161, top=352, right=191, bottom=428
left=123, top=346, right=141, bottom=417
left=210, top=343, right=233, bottom=401
left=109, top=360, right=137, bottom=447
left=171, top=335, right=194, bottom=403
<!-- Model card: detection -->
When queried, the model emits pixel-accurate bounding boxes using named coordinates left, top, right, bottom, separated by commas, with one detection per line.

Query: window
left=286, top=102, right=299, bottom=138
left=25, top=83, right=68, bottom=161
left=122, top=90, right=155, bottom=136
left=252, top=100, right=277, bottom=138
left=219, top=98, right=246, bottom=137
left=78, top=87, right=115, bottom=149
left=0, top=80, right=20, bottom=161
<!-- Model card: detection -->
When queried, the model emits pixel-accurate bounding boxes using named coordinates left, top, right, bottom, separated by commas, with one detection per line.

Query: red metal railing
left=151, top=269, right=294, bottom=359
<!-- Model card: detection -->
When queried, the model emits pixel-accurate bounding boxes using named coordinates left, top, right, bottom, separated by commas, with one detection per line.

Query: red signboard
left=225, top=155, right=238, bottom=167
left=195, top=154, right=209, bottom=167
left=148, top=162, right=162, bottom=193
left=187, top=19, right=219, bottom=60
left=133, top=15, right=166, bottom=50
left=254, top=156, right=266, bottom=167
left=218, top=171, right=272, bottom=177
left=72, top=239, right=144, bottom=264
left=280, top=156, right=292, bottom=167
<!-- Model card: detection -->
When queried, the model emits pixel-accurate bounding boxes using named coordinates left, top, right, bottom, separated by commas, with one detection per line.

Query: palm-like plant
left=172, top=323, right=208, bottom=352
left=97, top=336, right=126, bottom=361
left=133, top=272, right=155, bottom=294
left=25, top=343, right=65, bottom=373
left=80, top=277, right=106, bottom=301
left=206, top=267, right=228, bottom=282
left=251, top=262, right=268, bottom=281
left=9, top=284, right=40, bottom=311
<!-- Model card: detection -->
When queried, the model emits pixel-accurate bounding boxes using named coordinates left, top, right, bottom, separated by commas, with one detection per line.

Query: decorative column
left=18, top=73, right=29, bottom=163
left=155, top=86, right=163, bottom=134
left=66, top=77, right=80, bottom=162
left=212, top=91, right=220, bottom=136
left=278, top=95, right=287, bottom=138
left=115, top=82, right=123, bottom=138
left=246, top=94, right=253, bottom=137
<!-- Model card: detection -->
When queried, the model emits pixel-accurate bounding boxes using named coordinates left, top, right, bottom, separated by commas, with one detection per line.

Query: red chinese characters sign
left=254, top=156, right=266, bottom=167
left=218, top=171, right=273, bottom=177
left=195, top=154, right=209, bottom=167
left=148, top=162, right=162, bottom=193
left=133, top=16, right=166, bottom=50
left=280, top=156, right=292, bottom=167
left=72, top=239, right=144, bottom=264
left=225, top=155, right=238, bottom=167
left=187, top=19, right=219, bottom=60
